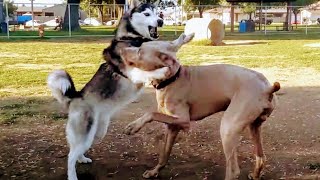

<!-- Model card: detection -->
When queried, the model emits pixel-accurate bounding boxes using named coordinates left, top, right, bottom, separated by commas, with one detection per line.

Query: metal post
left=174, top=5, right=177, bottom=36
left=306, top=21, right=308, bottom=35
left=113, top=0, right=116, bottom=20
left=5, top=2, right=9, bottom=39
left=89, top=2, right=91, bottom=22
left=68, top=4, right=71, bottom=37
left=31, top=0, right=34, bottom=31
left=264, top=6, right=267, bottom=35
left=125, top=0, right=128, bottom=11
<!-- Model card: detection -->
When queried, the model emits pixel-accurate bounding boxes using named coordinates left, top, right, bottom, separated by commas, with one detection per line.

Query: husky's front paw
left=77, top=155, right=92, bottom=164
left=124, top=121, right=142, bottom=135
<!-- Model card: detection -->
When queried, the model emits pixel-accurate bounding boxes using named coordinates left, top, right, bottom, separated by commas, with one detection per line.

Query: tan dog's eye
left=155, top=64, right=165, bottom=69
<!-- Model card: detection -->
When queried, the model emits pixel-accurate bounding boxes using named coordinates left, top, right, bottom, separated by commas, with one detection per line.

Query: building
left=15, top=4, right=87, bottom=23
left=15, top=6, right=44, bottom=16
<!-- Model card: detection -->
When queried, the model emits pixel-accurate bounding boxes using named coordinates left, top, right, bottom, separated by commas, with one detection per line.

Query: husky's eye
left=144, top=13, right=150, bottom=16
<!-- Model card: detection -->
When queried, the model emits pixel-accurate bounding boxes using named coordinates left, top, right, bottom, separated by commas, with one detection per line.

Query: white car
left=25, top=20, right=42, bottom=27
left=105, top=20, right=118, bottom=26
left=43, top=19, right=58, bottom=27
left=83, top=18, right=102, bottom=26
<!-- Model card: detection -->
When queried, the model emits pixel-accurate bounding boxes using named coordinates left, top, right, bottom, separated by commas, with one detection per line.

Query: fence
left=1, top=2, right=320, bottom=39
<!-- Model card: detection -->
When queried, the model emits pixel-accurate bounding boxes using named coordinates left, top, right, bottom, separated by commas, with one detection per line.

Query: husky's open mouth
left=149, top=26, right=159, bottom=39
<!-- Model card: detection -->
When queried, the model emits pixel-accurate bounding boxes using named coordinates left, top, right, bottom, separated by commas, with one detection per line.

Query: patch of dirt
left=0, top=69, right=320, bottom=180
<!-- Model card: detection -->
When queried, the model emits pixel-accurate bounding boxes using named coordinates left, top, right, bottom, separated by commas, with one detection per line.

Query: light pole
left=30, top=0, right=34, bottom=31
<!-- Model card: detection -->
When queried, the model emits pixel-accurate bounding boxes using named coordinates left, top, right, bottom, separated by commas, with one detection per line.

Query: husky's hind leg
left=66, top=102, right=97, bottom=180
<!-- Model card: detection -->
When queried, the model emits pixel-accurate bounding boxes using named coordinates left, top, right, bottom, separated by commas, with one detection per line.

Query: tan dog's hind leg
left=220, top=92, right=265, bottom=180
left=220, top=118, right=242, bottom=180
left=143, top=125, right=181, bottom=178
left=248, top=117, right=266, bottom=180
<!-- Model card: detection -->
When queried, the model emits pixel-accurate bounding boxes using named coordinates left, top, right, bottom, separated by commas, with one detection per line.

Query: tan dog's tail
left=269, top=82, right=281, bottom=94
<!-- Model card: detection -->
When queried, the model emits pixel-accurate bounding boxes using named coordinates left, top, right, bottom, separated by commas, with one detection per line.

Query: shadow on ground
left=0, top=86, right=319, bottom=179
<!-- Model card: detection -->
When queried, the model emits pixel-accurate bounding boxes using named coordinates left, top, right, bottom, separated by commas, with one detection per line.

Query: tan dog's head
left=120, top=33, right=194, bottom=84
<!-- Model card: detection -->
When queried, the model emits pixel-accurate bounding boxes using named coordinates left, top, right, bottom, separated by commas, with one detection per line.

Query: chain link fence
left=1, top=2, right=320, bottom=39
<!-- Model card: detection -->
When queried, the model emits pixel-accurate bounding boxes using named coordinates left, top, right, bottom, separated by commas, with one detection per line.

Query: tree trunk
left=293, top=9, right=298, bottom=29
left=63, top=0, right=80, bottom=31
left=98, top=5, right=103, bottom=24
left=0, top=0, right=4, bottom=23
left=198, top=6, right=204, bottom=18
left=116, top=6, right=123, bottom=25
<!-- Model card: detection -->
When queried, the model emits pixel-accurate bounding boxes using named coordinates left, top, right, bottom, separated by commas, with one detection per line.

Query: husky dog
left=47, top=1, right=166, bottom=180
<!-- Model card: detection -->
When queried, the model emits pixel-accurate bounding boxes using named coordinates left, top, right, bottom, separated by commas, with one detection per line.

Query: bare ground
left=0, top=68, right=320, bottom=180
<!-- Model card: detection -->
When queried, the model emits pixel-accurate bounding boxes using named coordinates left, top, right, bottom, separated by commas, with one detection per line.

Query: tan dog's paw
left=124, top=121, right=142, bottom=135
left=143, top=169, right=159, bottom=179
left=248, top=172, right=263, bottom=180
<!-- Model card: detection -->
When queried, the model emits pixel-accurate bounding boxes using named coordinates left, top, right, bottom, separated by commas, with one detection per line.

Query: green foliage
left=7, top=1, right=17, bottom=17
left=292, top=0, right=319, bottom=6
left=239, top=2, right=255, bottom=19
left=184, top=0, right=221, bottom=17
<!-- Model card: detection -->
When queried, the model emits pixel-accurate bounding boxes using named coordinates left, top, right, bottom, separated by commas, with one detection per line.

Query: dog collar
left=152, top=67, right=181, bottom=90
left=118, top=36, right=152, bottom=47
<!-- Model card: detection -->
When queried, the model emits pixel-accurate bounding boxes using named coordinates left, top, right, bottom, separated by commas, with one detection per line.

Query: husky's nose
left=157, top=19, right=163, bottom=27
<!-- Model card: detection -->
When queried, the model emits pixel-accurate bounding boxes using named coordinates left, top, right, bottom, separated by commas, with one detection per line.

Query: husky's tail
left=47, top=70, right=80, bottom=108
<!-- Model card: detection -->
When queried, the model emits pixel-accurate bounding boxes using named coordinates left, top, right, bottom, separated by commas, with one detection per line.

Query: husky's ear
left=153, top=0, right=160, bottom=7
left=130, top=0, right=141, bottom=9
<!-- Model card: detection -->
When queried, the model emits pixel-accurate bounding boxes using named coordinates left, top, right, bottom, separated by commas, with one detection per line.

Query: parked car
left=43, top=19, right=58, bottom=27
left=83, top=18, right=102, bottom=26
left=254, top=17, right=273, bottom=25
left=79, top=20, right=88, bottom=26
left=25, top=20, right=42, bottom=27
left=105, top=20, right=118, bottom=26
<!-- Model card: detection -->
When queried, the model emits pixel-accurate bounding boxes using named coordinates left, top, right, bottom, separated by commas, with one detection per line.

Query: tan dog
left=121, top=33, right=280, bottom=180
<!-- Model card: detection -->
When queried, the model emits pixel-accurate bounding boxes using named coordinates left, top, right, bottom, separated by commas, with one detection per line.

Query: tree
left=7, top=1, right=17, bottom=17
left=0, top=0, right=3, bottom=23
left=184, top=0, right=221, bottom=18
left=80, top=0, right=114, bottom=23
left=63, top=0, right=81, bottom=31
left=239, top=2, right=255, bottom=20
left=292, top=0, right=318, bottom=25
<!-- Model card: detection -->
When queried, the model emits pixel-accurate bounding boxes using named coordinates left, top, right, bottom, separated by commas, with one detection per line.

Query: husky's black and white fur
left=47, top=1, right=167, bottom=180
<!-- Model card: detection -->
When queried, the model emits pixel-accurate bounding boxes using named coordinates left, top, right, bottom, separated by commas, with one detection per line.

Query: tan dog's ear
left=171, top=33, right=195, bottom=51
left=130, top=0, right=141, bottom=9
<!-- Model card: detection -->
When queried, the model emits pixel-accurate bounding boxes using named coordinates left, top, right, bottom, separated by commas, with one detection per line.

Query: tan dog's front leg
left=125, top=104, right=190, bottom=178
left=124, top=112, right=189, bottom=135
left=143, top=125, right=180, bottom=178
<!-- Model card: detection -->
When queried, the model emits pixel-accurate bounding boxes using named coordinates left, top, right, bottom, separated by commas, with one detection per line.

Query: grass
left=1, top=28, right=320, bottom=123
left=0, top=25, right=185, bottom=38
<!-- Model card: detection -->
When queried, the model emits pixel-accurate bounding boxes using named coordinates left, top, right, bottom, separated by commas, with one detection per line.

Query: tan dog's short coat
left=121, top=33, right=280, bottom=180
